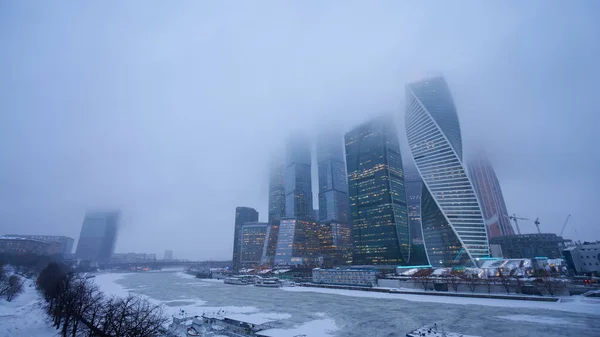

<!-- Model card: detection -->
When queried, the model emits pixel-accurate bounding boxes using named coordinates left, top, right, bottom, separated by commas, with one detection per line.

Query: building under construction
left=490, top=233, right=567, bottom=259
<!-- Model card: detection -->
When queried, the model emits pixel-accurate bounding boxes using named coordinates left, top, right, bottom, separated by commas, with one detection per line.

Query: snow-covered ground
left=0, top=279, right=56, bottom=337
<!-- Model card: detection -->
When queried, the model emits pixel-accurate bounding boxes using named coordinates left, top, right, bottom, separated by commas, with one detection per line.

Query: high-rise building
left=75, top=211, right=119, bottom=261
left=317, top=131, right=349, bottom=223
left=402, top=164, right=429, bottom=265
left=265, top=153, right=286, bottom=265
left=4, top=235, right=74, bottom=256
left=405, top=75, right=489, bottom=267
left=317, top=130, right=351, bottom=265
left=274, top=218, right=319, bottom=266
left=232, top=206, right=259, bottom=271
left=240, top=222, right=270, bottom=268
left=467, top=151, right=514, bottom=238
left=163, top=250, right=173, bottom=260
left=345, top=115, right=410, bottom=265
left=284, top=134, right=313, bottom=219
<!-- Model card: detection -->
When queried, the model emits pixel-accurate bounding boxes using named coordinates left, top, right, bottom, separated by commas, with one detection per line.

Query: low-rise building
left=4, top=235, right=74, bottom=256
left=312, top=268, right=378, bottom=287
left=490, top=233, right=567, bottom=259
left=563, top=241, right=600, bottom=275
left=0, top=236, right=62, bottom=256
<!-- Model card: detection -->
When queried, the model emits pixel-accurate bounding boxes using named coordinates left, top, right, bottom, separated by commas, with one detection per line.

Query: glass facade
left=240, top=222, right=270, bottom=268
left=266, top=153, right=286, bottom=265
left=404, top=164, right=429, bottom=265
left=317, top=131, right=349, bottom=223
left=232, top=207, right=259, bottom=270
left=318, top=221, right=352, bottom=266
left=467, top=151, right=514, bottom=238
left=344, top=115, right=409, bottom=265
left=285, top=134, right=313, bottom=219
left=405, top=75, right=489, bottom=267
left=75, top=211, right=119, bottom=262
left=274, top=218, right=319, bottom=266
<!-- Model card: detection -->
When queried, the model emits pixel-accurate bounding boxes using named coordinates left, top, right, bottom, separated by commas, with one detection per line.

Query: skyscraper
left=403, top=163, right=429, bottom=265
left=467, top=151, right=514, bottom=238
left=284, top=134, right=313, bottom=219
left=75, top=211, right=119, bottom=261
left=405, top=75, right=489, bottom=267
left=317, top=130, right=351, bottom=265
left=240, top=222, right=270, bottom=269
left=265, top=153, right=286, bottom=265
left=232, top=206, right=259, bottom=271
left=274, top=218, right=319, bottom=266
left=345, top=115, right=410, bottom=265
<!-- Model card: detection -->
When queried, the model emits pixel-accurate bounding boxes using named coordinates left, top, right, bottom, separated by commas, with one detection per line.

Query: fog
left=1, top=1, right=598, bottom=260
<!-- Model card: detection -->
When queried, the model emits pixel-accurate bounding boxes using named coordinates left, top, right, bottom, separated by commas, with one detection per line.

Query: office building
left=405, top=75, right=489, bottom=267
left=345, top=115, right=410, bottom=265
left=274, top=218, right=319, bottom=266
left=284, top=134, right=313, bottom=219
left=467, top=151, right=514, bottom=238
left=163, top=250, right=173, bottom=260
left=75, top=211, right=120, bottom=261
left=403, top=164, right=429, bottom=265
left=317, top=130, right=351, bottom=266
left=312, top=268, right=378, bottom=287
left=232, top=207, right=259, bottom=271
left=0, top=236, right=62, bottom=256
left=240, top=222, right=270, bottom=268
left=265, top=153, right=286, bottom=265
left=490, top=233, right=567, bottom=259
left=563, top=241, right=600, bottom=275
left=4, top=235, right=74, bottom=256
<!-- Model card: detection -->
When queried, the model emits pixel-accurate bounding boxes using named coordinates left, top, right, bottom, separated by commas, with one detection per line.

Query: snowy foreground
left=0, top=279, right=56, bottom=337
left=1, top=272, right=598, bottom=337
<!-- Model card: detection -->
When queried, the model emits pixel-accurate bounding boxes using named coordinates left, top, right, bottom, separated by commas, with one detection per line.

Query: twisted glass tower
left=405, top=76, right=489, bottom=267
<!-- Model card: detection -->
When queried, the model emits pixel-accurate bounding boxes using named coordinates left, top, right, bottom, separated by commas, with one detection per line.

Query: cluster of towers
left=233, top=75, right=515, bottom=271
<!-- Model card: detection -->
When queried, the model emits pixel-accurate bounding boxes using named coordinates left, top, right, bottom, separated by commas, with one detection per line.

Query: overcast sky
left=1, top=1, right=598, bottom=260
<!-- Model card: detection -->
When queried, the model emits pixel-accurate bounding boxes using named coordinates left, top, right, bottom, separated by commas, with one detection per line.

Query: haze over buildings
left=75, top=211, right=120, bottom=262
left=1, top=2, right=598, bottom=260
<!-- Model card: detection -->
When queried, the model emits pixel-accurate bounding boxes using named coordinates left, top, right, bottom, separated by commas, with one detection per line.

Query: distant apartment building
left=467, top=151, right=514, bottom=238
left=345, top=115, right=410, bottom=265
left=232, top=207, right=259, bottom=271
left=75, top=211, right=120, bottom=261
left=163, top=250, right=174, bottom=260
left=111, top=253, right=156, bottom=263
left=4, top=235, right=74, bottom=256
left=239, top=222, right=270, bottom=268
left=490, top=233, right=567, bottom=259
left=0, top=236, right=62, bottom=256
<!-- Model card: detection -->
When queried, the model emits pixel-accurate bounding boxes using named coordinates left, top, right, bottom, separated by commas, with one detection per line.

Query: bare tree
left=412, top=269, right=433, bottom=291
left=5, top=275, right=24, bottom=302
left=463, top=274, right=479, bottom=293
left=445, top=275, right=460, bottom=292
left=538, top=276, right=564, bottom=297
left=481, top=277, right=493, bottom=294
left=497, top=268, right=512, bottom=294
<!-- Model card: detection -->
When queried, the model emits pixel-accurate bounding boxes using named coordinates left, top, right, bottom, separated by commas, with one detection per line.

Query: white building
left=312, top=268, right=378, bottom=287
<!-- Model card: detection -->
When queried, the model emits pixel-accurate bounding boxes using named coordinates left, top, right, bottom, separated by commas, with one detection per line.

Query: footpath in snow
left=0, top=279, right=56, bottom=337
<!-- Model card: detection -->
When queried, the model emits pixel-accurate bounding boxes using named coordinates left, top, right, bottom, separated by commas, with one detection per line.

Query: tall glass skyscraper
left=75, top=211, right=119, bottom=262
left=284, top=134, right=313, bottom=219
left=232, top=206, right=259, bottom=271
left=403, top=163, right=429, bottom=265
left=405, top=75, right=490, bottom=267
left=317, top=131, right=351, bottom=265
left=240, top=222, right=270, bottom=269
left=345, top=115, right=410, bottom=265
left=274, top=218, right=319, bottom=266
left=467, top=151, right=514, bottom=238
left=265, top=153, right=286, bottom=264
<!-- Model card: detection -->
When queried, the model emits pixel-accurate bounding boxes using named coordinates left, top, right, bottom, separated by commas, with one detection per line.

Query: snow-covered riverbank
left=0, top=279, right=56, bottom=337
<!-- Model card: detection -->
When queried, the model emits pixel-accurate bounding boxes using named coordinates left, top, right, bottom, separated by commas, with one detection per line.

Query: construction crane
left=509, top=214, right=529, bottom=235
left=560, top=214, right=572, bottom=236
left=534, top=217, right=541, bottom=234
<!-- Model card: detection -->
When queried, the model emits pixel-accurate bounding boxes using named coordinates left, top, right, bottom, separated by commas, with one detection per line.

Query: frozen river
left=97, top=271, right=600, bottom=337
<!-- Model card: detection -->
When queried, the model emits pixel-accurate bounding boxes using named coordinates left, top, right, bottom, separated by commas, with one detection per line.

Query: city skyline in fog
left=1, top=1, right=599, bottom=260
